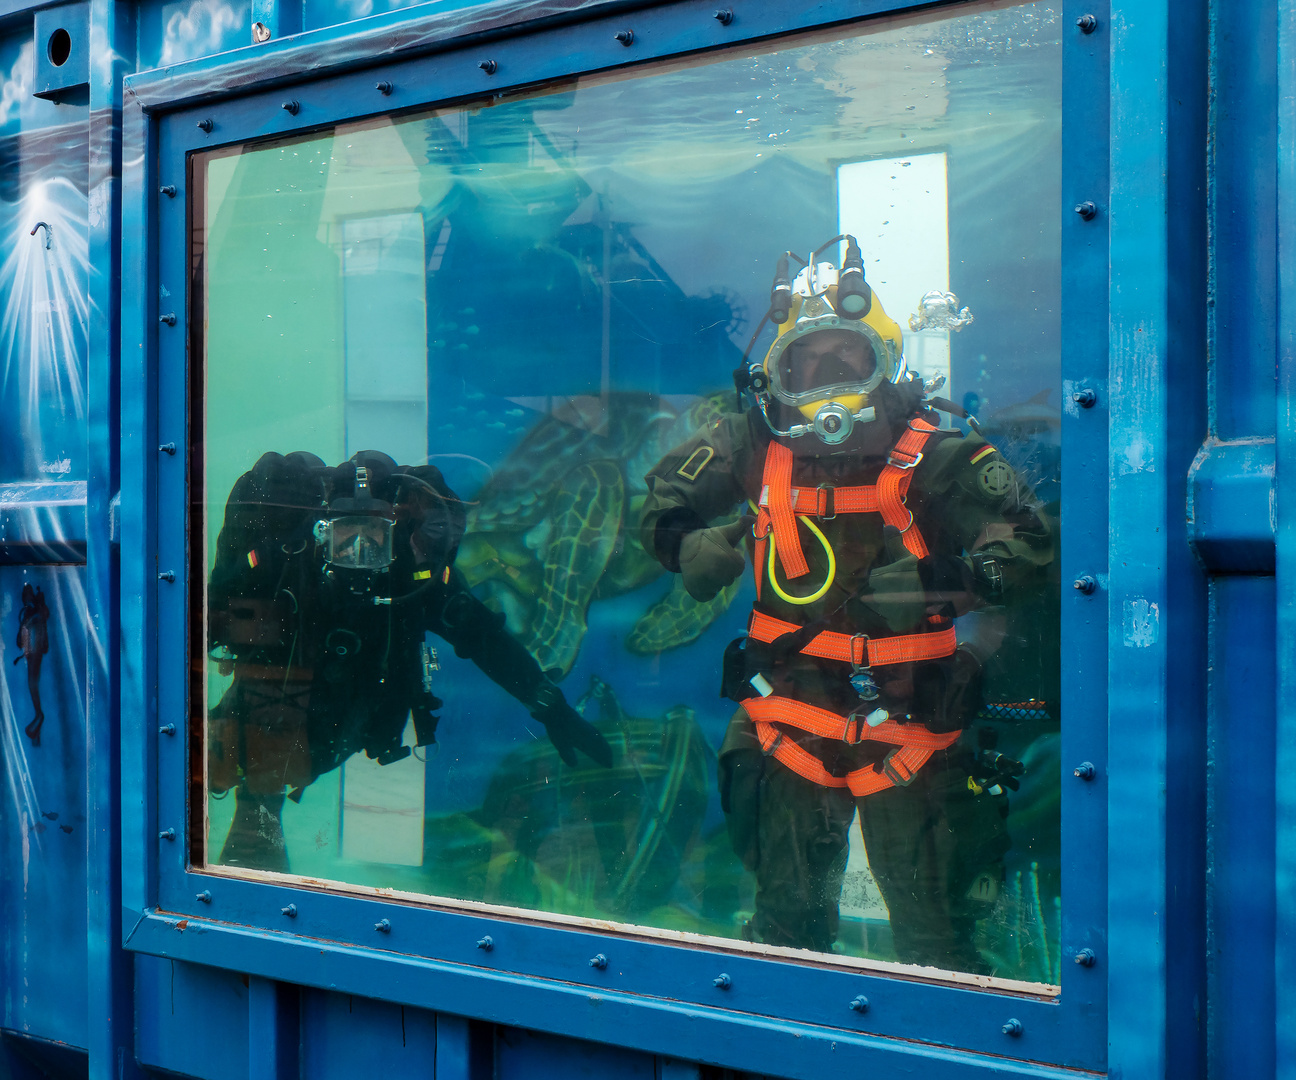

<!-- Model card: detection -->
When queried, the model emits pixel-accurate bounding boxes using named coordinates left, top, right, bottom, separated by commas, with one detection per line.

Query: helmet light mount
left=835, top=236, right=871, bottom=318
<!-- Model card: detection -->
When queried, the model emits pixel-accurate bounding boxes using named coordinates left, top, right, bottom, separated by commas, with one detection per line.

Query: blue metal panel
left=0, top=5, right=93, bottom=1055
left=135, top=953, right=251, bottom=1080
left=1207, top=575, right=1277, bottom=1079
left=1107, top=2, right=1209, bottom=1079
left=299, top=988, right=437, bottom=1080
left=86, top=5, right=141, bottom=1078
left=1275, top=2, right=1296, bottom=1075
left=1060, top=0, right=1110, bottom=1063
left=493, top=1026, right=658, bottom=1080
left=1210, top=0, right=1279, bottom=441
left=0, top=565, right=91, bottom=1046
left=125, top=910, right=1086, bottom=1080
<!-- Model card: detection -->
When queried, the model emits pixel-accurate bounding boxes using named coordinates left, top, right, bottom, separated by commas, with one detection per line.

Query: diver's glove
left=679, top=516, right=755, bottom=602
left=531, top=680, right=614, bottom=768
left=862, top=525, right=927, bottom=632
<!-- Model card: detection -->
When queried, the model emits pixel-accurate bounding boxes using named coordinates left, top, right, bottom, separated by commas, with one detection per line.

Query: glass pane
left=194, top=0, right=1063, bottom=989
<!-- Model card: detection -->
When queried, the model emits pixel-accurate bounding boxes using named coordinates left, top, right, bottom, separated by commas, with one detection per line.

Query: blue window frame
left=118, top=0, right=1112, bottom=1074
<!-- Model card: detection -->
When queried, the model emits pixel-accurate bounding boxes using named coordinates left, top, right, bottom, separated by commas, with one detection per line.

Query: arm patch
left=676, top=445, right=716, bottom=483
left=976, top=458, right=1016, bottom=500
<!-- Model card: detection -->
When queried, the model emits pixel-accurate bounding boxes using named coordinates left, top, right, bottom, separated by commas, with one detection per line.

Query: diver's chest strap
left=754, top=417, right=941, bottom=583
left=742, top=695, right=961, bottom=797
left=748, top=609, right=957, bottom=669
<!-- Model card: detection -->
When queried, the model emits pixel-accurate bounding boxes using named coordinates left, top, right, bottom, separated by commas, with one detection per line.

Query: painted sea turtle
left=475, top=675, right=711, bottom=917
left=456, top=391, right=743, bottom=677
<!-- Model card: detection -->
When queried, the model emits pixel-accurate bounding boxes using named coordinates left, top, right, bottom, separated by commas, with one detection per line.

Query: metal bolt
left=281, top=100, right=300, bottom=116
left=714, top=8, right=734, bottom=24
left=1074, top=200, right=1097, bottom=221
left=376, top=81, right=393, bottom=95
left=1074, top=761, right=1096, bottom=780
left=1074, top=948, right=1096, bottom=967
left=479, top=59, right=498, bottom=74
left=477, top=935, right=494, bottom=951
left=850, top=995, right=869, bottom=1013
left=158, top=828, right=175, bottom=841
left=1003, top=1018, right=1023, bottom=1036
left=159, top=185, right=176, bottom=197
left=159, top=312, right=176, bottom=326
left=159, top=442, right=177, bottom=455
left=1072, top=387, right=1097, bottom=407
left=589, top=953, right=608, bottom=969
left=197, top=119, right=213, bottom=133
left=375, top=919, right=391, bottom=933
left=713, top=973, right=731, bottom=989
left=159, top=724, right=176, bottom=735
left=282, top=904, right=297, bottom=918
left=196, top=890, right=212, bottom=903
left=1073, top=575, right=1096, bottom=594
left=1076, top=13, right=1098, bottom=32
left=158, top=571, right=175, bottom=583
left=615, top=29, right=635, bottom=45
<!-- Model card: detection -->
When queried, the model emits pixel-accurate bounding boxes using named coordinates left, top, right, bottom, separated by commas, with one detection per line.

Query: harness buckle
left=816, top=484, right=836, bottom=520
left=849, top=634, right=871, bottom=673
left=887, top=448, right=924, bottom=471
left=881, top=748, right=918, bottom=787
left=842, top=712, right=866, bottom=745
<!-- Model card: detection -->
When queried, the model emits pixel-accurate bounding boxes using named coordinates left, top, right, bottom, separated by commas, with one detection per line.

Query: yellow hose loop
left=767, top=514, right=836, bottom=605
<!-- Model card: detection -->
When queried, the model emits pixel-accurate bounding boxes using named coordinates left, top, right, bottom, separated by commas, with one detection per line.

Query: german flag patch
left=246, top=549, right=259, bottom=568
left=969, top=445, right=997, bottom=466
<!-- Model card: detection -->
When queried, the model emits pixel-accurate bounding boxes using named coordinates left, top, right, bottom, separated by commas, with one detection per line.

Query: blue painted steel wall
left=0, top=0, right=1288, bottom=1078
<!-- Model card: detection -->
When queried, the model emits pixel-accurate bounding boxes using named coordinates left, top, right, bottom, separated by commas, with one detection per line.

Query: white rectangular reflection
left=837, top=153, right=951, bottom=394
left=342, top=211, right=429, bottom=464
left=340, top=718, right=425, bottom=867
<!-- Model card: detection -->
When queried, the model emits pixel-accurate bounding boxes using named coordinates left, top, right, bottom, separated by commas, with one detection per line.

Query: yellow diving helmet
left=756, top=235, right=906, bottom=445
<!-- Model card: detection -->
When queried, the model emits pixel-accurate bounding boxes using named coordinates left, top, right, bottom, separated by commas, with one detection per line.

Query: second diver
left=206, top=450, right=613, bottom=872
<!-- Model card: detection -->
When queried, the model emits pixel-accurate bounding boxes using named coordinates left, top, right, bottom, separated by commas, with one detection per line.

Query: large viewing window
left=191, top=0, right=1063, bottom=991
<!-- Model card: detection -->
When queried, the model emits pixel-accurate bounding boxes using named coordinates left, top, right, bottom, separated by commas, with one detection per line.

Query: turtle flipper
left=530, top=460, right=624, bottom=676
left=625, top=574, right=742, bottom=656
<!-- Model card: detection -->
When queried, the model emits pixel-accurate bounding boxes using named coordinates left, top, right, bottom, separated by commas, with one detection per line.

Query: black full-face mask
left=317, top=452, right=399, bottom=576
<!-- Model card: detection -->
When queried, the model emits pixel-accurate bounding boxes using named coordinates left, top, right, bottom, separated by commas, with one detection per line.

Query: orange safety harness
left=745, top=415, right=961, bottom=797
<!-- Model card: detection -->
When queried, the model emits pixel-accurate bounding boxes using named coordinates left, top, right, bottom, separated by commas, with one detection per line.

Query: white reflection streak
left=45, top=566, right=88, bottom=706
left=0, top=179, right=89, bottom=435
left=0, top=635, right=42, bottom=856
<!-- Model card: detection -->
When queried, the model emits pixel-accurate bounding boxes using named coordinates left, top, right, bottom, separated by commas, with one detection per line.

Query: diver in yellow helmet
left=641, top=235, right=1053, bottom=966
left=749, top=235, right=910, bottom=453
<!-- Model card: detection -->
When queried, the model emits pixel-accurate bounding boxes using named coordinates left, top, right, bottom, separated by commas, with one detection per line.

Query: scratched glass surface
left=193, top=0, right=1063, bottom=988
